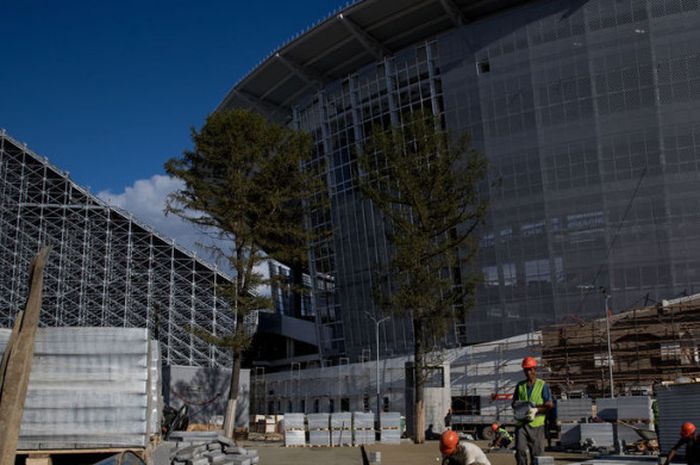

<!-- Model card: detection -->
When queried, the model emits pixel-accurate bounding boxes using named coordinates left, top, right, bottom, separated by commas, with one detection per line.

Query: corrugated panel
left=0, top=327, right=155, bottom=449
left=580, top=423, right=614, bottom=448
left=558, top=399, right=593, bottom=421
left=657, top=383, right=700, bottom=453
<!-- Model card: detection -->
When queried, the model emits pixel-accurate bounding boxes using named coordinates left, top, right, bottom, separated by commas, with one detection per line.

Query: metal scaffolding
left=0, top=129, right=241, bottom=367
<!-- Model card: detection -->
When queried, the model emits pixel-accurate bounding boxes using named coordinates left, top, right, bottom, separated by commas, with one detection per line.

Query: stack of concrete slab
left=380, top=412, right=401, bottom=444
left=580, top=423, right=614, bottom=448
left=353, top=412, right=375, bottom=445
left=558, top=398, right=593, bottom=422
left=595, top=398, right=618, bottom=421
left=169, top=432, right=258, bottom=465
left=617, top=396, right=653, bottom=421
left=283, top=413, right=306, bottom=447
left=657, top=383, right=700, bottom=453
left=595, top=396, right=653, bottom=422
left=559, top=423, right=581, bottom=447
left=0, top=327, right=160, bottom=449
left=331, top=412, right=352, bottom=446
left=308, top=413, right=330, bottom=447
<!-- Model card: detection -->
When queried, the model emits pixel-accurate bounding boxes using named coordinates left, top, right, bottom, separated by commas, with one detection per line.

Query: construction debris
left=167, top=432, right=258, bottom=465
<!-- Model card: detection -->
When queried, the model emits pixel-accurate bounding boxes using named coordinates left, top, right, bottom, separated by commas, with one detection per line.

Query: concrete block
left=210, top=454, right=234, bottom=465
left=207, top=442, right=222, bottom=451
left=217, top=436, right=236, bottom=447
left=228, top=457, right=251, bottom=465
left=243, top=449, right=257, bottom=457
left=223, top=446, right=246, bottom=455
left=176, top=444, right=209, bottom=458
left=187, top=458, right=210, bottom=465
left=534, top=457, right=554, bottom=465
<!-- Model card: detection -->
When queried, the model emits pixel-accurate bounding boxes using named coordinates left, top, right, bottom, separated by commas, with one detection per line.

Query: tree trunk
left=223, top=348, right=242, bottom=439
left=413, top=320, right=425, bottom=444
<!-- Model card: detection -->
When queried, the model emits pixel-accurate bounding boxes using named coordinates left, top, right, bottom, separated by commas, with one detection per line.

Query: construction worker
left=489, top=423, right=513, bottom=449
left=663, top=422, right=700, bottom=465
left=440, top=430, right=492, bottom=465
left=512, top=356, right=553, bottom=465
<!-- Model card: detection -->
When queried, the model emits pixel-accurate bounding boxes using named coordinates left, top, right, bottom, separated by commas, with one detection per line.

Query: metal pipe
left=365, top=312, right=389, bottom=419
left=605, top=292, right=614, bottom=398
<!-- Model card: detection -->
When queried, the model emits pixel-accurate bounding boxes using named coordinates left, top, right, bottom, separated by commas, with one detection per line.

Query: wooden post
left=0, top=247, right=50, bottom=465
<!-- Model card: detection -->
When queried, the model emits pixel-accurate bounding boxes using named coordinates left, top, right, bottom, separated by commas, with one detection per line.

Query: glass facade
left=293, top=0, right=700, bottom=361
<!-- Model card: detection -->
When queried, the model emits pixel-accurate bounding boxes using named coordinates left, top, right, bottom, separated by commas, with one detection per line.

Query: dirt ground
left=240, top=439, right=592, bottom=465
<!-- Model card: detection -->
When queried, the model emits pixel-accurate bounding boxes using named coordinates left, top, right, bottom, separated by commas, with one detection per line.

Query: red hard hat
left=681, top=422, right=697, bottom=438
left=440, top=430, right=460, bottom=455
left=522, top=356, right=537, bottom=369
left=491, top=423, right=499, bottom=432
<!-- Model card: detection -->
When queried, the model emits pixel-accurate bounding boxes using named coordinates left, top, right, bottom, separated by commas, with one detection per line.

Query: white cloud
left=97, top=175, right=207, bottom=254
left=97, top=175, right=272, bottom=296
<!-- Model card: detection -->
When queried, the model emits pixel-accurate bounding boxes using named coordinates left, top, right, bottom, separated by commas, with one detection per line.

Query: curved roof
left=217, top=0, right=529, bottom=121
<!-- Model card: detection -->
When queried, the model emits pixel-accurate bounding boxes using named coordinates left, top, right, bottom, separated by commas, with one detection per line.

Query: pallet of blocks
left=331, top=412, right=352, bottom=446
left=307, top=413, right=330, bottom=447
left=352, top=412, right=375, bottom=445
left=380, top=412, right=401, bottom=444
left=283, top=413, right=305, bottom=447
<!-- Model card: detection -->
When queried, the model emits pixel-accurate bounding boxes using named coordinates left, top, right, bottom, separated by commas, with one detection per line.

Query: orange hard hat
left=522, top=356, right=537, bottom=369
left=491, top=423, right=499, bottom=432
left=440, top=430, right=460, bottom=455
left=681, top=422, right=697, bottom=438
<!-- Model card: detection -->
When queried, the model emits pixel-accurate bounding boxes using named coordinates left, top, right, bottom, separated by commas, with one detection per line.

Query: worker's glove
left=527, top=407, right=538, bottom=422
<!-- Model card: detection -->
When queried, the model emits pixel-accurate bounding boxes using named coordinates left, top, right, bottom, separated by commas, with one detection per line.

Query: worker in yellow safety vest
left=489, top=423, right=513, bottom=449
left=512, top=356, right=553, bottom=465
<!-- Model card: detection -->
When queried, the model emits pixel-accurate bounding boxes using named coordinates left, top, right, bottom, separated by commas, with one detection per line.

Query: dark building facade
left=220, top=0, right=700, bottom=362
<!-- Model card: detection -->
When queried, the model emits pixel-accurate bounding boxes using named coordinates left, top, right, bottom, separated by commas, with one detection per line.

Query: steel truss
left=0, top=129, right=240, bottom=367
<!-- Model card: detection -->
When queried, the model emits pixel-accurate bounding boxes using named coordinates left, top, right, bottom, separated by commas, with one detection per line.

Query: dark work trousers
left=515, top=423, right=546, bottom=465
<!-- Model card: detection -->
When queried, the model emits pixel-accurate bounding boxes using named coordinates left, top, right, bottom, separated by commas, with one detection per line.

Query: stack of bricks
left=169, top=432, right=258, bottom=465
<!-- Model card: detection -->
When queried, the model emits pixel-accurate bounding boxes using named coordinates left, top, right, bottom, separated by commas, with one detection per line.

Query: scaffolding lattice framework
left=0, top=129, right=241, bottom=367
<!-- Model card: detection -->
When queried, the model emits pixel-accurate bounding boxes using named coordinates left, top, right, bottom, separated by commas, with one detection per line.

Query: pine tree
left=165, top=109, right=320, bottom=438
left=357, top=111, right=488, bottom=443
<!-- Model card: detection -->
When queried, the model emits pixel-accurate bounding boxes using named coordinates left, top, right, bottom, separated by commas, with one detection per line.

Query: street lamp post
left=365, top=312, right=389, bottom=420
left=604, top=292, right=614, bottom=398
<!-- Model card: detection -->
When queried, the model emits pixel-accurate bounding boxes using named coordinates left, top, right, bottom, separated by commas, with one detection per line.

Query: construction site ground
left=240, top=439, right=594, bottom=465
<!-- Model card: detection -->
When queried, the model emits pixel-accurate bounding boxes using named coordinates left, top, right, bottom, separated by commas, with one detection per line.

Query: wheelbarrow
left=618, top=421, right=659, bottom=454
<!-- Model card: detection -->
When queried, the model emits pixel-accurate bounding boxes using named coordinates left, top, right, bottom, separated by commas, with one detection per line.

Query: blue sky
left=1, top=0, right=348, bottom=250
